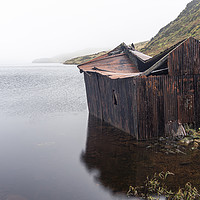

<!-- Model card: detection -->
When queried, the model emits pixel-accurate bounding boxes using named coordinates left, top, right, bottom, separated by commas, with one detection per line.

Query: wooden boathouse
left=78, top=37, right=200, bottom=140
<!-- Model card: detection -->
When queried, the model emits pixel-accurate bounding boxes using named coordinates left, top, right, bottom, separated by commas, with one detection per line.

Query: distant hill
left=142, top=0, right=200, bottom=56
left=64, top=41, right=149, bottom=65
left=32, top=48, right=108, bottom=64
left=64, top=51, right=108, bottom=65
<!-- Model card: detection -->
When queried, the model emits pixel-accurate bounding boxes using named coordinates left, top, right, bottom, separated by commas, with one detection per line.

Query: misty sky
left=0, top=0, right=192, bottom=64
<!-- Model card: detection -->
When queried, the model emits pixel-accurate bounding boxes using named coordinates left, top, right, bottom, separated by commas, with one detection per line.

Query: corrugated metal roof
left=78, top=53, right=140, bottom=78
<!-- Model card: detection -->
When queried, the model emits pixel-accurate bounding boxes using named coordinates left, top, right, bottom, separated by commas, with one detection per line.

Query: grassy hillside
left=134, top=41, right=149, bottom=51
left=142, top=0, right=200, bottom=56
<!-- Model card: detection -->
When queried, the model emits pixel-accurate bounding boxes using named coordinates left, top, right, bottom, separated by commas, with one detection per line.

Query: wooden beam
left=142, top=54, right=168, bottom=76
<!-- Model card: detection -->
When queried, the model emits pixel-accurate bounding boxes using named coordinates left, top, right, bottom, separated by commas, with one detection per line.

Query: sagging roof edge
left=83, top=70, right=142, bottom=80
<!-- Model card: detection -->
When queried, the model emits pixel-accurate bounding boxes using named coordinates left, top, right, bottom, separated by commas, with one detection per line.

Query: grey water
left=0, top=64, right=127, bottom=200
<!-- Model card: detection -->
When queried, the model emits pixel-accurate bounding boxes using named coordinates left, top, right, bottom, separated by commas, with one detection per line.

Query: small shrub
left=127, top=171, right=200, bottom=200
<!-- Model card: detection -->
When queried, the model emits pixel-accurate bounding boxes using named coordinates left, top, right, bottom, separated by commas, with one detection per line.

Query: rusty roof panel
left=78, top=53, right=139, bottom=77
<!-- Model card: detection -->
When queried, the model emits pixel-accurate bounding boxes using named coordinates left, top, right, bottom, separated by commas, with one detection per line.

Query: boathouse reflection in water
left=81, top=115, right=200, bottom=194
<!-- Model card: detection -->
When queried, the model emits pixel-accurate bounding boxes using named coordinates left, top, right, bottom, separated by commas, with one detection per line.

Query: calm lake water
left=0, top=64, right=200, bottom=200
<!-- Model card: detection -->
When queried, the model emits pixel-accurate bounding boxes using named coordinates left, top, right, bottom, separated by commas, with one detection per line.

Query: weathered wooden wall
left=84, top=73, right=138, bottom=138
left=135, top=75, right=200, bottom=139
left=84, top=72, right=200, bottom=140
left=168, top=37, right=200, bottom=76
left=136, top=76, right=165, bottom=139
left=84, top=73, right=103, bottom=119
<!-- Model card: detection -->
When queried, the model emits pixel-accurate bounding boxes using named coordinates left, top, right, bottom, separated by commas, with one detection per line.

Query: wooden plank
left=168, top=37, right=200, bottom=76
left=142, top=55, right=168, bottom=76
left=84, top=73, right=103, bottom=119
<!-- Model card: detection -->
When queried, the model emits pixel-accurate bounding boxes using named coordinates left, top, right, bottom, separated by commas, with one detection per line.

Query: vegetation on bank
left=127, top=171, right=200, bottom=199
left=126, top=126, right=200, bottom=199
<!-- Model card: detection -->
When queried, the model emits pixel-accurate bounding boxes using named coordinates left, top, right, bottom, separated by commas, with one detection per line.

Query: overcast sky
left=0, top=0, right=192, bottom=64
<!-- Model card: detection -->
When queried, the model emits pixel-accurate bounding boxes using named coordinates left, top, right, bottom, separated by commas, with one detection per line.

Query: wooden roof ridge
left=78, top=43, right=125, bottom=67
left=141, top=37, right=195, bottom=76
left=119, top=43, right=141, bottom=64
